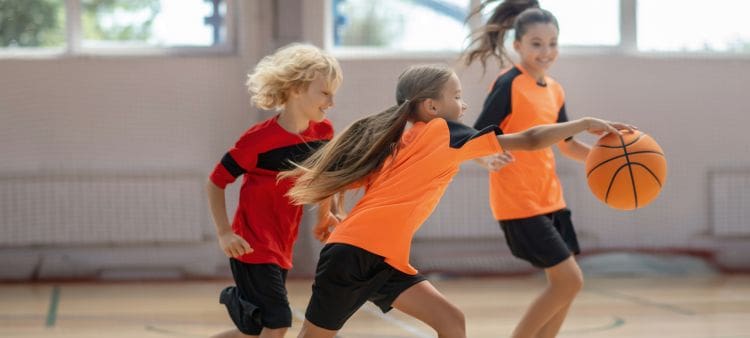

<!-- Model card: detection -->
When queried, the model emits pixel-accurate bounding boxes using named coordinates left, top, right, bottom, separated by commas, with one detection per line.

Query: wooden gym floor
left=1, top=275, right=749, bottom=338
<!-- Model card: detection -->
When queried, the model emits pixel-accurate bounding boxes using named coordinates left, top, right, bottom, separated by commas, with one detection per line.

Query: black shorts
left=305, top=243, right=427, bottom=331
left=500, top=208, right=581, bottom=269
left=219, top=259, right=292, bottom=335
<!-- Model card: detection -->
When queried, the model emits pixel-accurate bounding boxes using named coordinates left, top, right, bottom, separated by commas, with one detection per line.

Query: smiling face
left=291, top=72, right=337, bottom=122
left=429, top=72, right=467, bottom=121
left=513, top=22, right=559, bottom=77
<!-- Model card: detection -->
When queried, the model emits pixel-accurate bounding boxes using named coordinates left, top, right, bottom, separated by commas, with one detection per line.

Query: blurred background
left=1, top=0, right=749, bottom=282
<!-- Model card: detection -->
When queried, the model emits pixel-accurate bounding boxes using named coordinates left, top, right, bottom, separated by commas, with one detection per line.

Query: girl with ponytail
left=464, top=1, right=610, bottom=337
left=282, top=64, right=633, bottom=338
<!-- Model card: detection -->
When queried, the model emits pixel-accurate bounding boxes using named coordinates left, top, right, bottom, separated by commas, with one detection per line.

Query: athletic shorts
left=499, top=208, right=581, bottom=268
left=219, top=259, right=292, bottom=335
left=305, top=243, right=427, bottom=330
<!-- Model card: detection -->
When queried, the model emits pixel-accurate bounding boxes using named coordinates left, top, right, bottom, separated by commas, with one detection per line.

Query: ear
left=421, top=98, right=439, bottom=117
left=513, top=39, right=521, bottom=52
left=288, top=84, right=304, bottom=98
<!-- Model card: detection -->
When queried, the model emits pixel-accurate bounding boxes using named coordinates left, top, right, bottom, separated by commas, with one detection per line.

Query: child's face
left=513, top=22, right=559, bottom=75
left=432, top=73, right=467, bottom=121
left=294, top=72, right=337, bottom=122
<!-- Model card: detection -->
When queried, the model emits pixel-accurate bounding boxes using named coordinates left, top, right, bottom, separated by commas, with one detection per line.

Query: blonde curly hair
left=247, top=43, right=343, bottom=110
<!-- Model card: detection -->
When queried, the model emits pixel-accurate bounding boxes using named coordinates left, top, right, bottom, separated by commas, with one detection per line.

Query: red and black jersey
left=209, top=115, right=334, bottom=269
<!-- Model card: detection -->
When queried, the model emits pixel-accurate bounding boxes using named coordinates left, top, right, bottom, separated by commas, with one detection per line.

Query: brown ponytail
left=463, top=0, right=558, bottom=72
left=281, top=65, right=455, bottom=205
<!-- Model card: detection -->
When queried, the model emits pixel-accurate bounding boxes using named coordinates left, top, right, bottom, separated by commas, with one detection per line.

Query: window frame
left=324, top=0, right=750, bottom=59
left=0, top=0, right=237, bottom=58
left=327, top=0, right=627, bottom=58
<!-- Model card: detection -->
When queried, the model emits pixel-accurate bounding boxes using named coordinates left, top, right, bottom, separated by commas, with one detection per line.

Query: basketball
left=585, top=130, right=667, bottom=210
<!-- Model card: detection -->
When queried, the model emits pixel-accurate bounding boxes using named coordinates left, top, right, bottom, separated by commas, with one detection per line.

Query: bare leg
left=210, top=328, right=257, bottom=338
left=392, top=281, right=466, bottom=338
left=296, top=319, right=338, bottom=338
left=535, top=301, right=573, bottom=338
left=260, top=327, right=288, bottom=338
left=511, top=256, right=583, bottom=338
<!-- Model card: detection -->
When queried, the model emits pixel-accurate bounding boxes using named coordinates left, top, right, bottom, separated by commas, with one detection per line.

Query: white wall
left=1, top=0, right=749, bottom=279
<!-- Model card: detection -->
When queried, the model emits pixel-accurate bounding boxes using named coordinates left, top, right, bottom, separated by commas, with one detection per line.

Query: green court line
left=588, top=287, right=696, bottom=315
left=561, top=316, right=625, bottom=334
left=45, top=285, right=60, bottom=327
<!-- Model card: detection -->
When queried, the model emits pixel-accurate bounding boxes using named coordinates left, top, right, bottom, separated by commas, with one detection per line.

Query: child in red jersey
left=280, top=64, right=634, bottom=338
left=464, top=1, right=613, bottom=337
left=206, top=43, right=342, bottom=338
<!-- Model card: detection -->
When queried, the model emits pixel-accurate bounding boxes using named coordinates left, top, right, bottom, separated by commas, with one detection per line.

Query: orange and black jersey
left=327, top=118, right=503, bottom=275
left=473, top=65, right=569, bottom=220
left=209, top=116, right=333, bottom=269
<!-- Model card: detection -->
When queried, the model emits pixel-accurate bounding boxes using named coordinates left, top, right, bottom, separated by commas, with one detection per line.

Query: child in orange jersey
left=464, top=1, right=613, bottom=337
left=281, top=64, right=634, bottom=338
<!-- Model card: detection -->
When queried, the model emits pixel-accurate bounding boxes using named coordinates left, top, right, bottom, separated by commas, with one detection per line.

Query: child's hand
left=484, top=152, right=514, bottom=171
left=584, top=118, right=638, bottom=135
left=313, top=212, right=340, bottom=242
left=218, top=231, right=253, bottom=258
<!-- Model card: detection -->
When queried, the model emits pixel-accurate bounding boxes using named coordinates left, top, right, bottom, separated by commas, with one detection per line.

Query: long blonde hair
left=281, top=64, right=455, bottom=205
left=247, top=43, right=343, bottom=110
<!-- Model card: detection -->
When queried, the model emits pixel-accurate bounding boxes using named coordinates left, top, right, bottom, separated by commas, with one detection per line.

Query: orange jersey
left=327, top=118, right=503, bottom=275
left=473, top=65, right=569, bottom=220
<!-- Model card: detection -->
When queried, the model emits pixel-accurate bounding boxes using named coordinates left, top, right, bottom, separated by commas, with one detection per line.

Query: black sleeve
left=556, top=103, right=569, bottom=123
left=556, top=103, right=574, bottom=142
left=221, top=152, right=245, bottom=178
left=446, top=120, right=502, bottom=149
left=473, top=68, right=521, bottom=130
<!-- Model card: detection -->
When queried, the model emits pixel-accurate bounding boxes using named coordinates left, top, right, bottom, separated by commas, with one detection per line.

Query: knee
left=569, top=270, right=584, bottom=294
left=558, top=272, right=583, bottom=298
left=550, top=270, right=584, bottom=298
left=265, top=328, right=288, bottom=338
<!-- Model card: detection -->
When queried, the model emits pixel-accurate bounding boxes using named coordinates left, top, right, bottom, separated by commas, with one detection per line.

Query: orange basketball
left=585, top=130, right=667, bottom=210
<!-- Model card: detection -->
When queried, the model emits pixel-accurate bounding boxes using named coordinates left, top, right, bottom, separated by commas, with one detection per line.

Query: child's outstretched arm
left=557, top=138, right=591, bottom=162
left=497, top=117, right=636, bottom=151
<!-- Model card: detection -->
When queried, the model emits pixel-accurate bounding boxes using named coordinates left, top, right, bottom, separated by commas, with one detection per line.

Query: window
left=0, top=0, right=66, bottom=49
left=0, top=0, right=232, bottom=54
left=539, top=0, right=619, bottom=46
left=329, top=0, right=750, bottom=56
left=332, top=0, right=619, bottom=54
left=638, top=0, right=750, bottom=53
left=481, top=0, right=620, bottom=47
left=332, top=0, right=471, bottom=52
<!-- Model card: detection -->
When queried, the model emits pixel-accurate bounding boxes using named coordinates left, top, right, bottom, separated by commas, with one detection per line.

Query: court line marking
left=588, top=287, right=696, bottom=315
left=361, top=303, right=432, bottom=338
left=291, top=307, right=306, bottom=322
left=560, top=315, right=625, bottom=334
left=45, top=285, right=60, bottom=328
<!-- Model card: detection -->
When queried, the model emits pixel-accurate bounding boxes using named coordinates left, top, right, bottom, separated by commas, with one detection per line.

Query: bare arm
left=473, top=152, right=515, bottom=172
left=497, top=118, right=635, bottom=152
left=313, top=195, right=344, bottom=242
left=205, top=180, right=252, bottom=257
left=557, top=138, right=591, bottom=163
left=473, top=158, right=492, bottom=170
